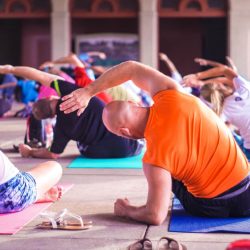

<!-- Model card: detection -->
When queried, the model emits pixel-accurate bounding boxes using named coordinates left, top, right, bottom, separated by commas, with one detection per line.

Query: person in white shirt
left=0, top=150, right=62, bottom=213
left=183, top=65, right=250, bottom=161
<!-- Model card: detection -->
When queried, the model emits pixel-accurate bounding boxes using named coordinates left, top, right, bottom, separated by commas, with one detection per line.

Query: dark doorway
left=0, top=19, right=50, bottom=67
left=159, top=18, right=227, bottom=77
left=21, top=19, right=51, bottom=67
left=0, top=20, right=21, bottom=65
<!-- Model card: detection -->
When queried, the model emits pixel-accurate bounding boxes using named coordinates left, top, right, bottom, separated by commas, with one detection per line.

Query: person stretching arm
left=59, top=60, right=181, bottom=225
left=40, top=53, right=112, bottom=103
left=60, top=60, right=180, bottom=116
left=0, top=65, right=63, bottom=159
left=182, top=65, right=237, bottom=89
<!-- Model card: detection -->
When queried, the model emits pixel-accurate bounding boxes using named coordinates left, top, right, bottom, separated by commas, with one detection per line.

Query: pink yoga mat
left=0, top=183, right=73, bottom=235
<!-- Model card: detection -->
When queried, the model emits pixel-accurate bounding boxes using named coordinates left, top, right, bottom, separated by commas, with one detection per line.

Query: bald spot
left=102, top=101, right=131, bottom=133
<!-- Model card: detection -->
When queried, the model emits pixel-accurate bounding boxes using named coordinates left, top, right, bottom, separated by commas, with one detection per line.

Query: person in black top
left=0, top=64, right=143, bottom=159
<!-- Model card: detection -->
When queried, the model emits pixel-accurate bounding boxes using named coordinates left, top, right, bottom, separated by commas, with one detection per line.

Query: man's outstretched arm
left=195, top=65, right=237, bottom=81
left=40, top=53, right=84, bottom=69
left=194, top=57, right=224, bottom=67
left=0, top=65, right=63, bottom=87
left=114, top=163, right=172, bottom=225
left=60, top=60, right=181, bottom=115
left=159, top=52, right=179, bottom=74
left=183, top=65, right=237, bottom=89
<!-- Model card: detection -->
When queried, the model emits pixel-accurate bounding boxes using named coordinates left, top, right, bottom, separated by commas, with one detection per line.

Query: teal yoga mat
left=68, top=153, right=143, bottom=169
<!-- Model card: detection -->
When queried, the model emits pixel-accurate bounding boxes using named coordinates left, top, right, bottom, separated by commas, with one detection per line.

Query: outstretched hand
left=159, top=52, right=168, bottom=61
left=19, top=143, right=32, bottom=158
left=60, top=88, right=92, bottom=116
left=194, top=58, right=208, bottom=66
left=182, top=74, right=204, bottom=88
left=0, top=65, right=13, bottom=75
left=98, top=52, right=106, bottom=60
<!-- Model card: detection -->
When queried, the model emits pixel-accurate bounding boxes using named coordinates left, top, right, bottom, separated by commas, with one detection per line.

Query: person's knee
left=46, top=160, right=62, bottom=178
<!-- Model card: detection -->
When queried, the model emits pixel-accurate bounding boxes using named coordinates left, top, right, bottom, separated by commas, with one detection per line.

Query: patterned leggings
left=0, top=172, right=37, bottom=214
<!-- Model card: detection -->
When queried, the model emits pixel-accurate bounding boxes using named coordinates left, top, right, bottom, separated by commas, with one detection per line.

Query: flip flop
left=156, top=237, right=187, bottom=250
left=36, top=208, right=92, bottom=230
left=128, top=238, right=153, bottom=250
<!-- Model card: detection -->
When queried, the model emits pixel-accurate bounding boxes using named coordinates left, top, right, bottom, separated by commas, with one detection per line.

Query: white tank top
left=0, top=151, right=19, bottom=185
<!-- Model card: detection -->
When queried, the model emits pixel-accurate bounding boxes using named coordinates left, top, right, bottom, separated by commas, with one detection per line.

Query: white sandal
left=37, top=208, right=92, bottom=230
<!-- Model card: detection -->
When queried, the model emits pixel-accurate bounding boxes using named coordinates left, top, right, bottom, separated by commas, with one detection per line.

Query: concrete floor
left=0, top=116, right=249, bottom=250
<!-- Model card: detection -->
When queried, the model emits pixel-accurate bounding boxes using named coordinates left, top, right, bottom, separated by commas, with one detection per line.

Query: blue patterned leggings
left=0, top=172, right=37, bottom=214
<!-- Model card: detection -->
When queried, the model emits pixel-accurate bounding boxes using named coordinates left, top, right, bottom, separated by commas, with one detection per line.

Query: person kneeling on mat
left=0, top=65, right=143, bottom=159
left=59, top=60, right=250, bottom=225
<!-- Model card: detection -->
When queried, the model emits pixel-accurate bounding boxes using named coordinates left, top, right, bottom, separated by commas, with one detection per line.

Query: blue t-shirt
left=17, top=80, right=38, bottom=104
left=49, top=80, right=110, bottom=153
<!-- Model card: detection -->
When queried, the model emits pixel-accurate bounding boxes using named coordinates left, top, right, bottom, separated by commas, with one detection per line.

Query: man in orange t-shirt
left=59, top=61, right=250, bottom=225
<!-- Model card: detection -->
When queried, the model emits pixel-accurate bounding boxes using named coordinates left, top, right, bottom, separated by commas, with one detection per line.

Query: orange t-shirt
left=143, top=90, right=250, bottom=198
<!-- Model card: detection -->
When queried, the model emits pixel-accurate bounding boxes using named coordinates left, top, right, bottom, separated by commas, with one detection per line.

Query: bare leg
left=27, top=161, right=62, bottom=202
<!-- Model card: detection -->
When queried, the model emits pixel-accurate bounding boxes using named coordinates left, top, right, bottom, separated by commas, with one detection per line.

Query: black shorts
left=172, top=175, right=250, bottom=218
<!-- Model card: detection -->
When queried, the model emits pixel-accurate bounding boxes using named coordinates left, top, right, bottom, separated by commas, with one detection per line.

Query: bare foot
left=18, top=143, right=32, bottom=158
left=36, top=185, right=63, bottom=203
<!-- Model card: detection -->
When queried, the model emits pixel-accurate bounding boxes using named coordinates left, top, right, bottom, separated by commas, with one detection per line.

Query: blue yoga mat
left=169, top=198, right=250, bottom=233
left=68, top=153, right=143, bottom=169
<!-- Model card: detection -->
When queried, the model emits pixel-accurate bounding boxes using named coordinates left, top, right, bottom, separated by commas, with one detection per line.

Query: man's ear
left=119, top=127, right=131, bottom=137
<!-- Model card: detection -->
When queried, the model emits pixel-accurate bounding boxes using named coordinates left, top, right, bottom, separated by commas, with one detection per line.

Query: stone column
left=229, top=0, right=250, bottom=78
left=51, top=0, right=70, bottom=60
left=139, top=0, right=158, bottom=69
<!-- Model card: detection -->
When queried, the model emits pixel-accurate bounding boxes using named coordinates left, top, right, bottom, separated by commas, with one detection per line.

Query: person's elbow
left=121, top=60, right=140, bottom=72
left=147, top=211, right=167, bottom=225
